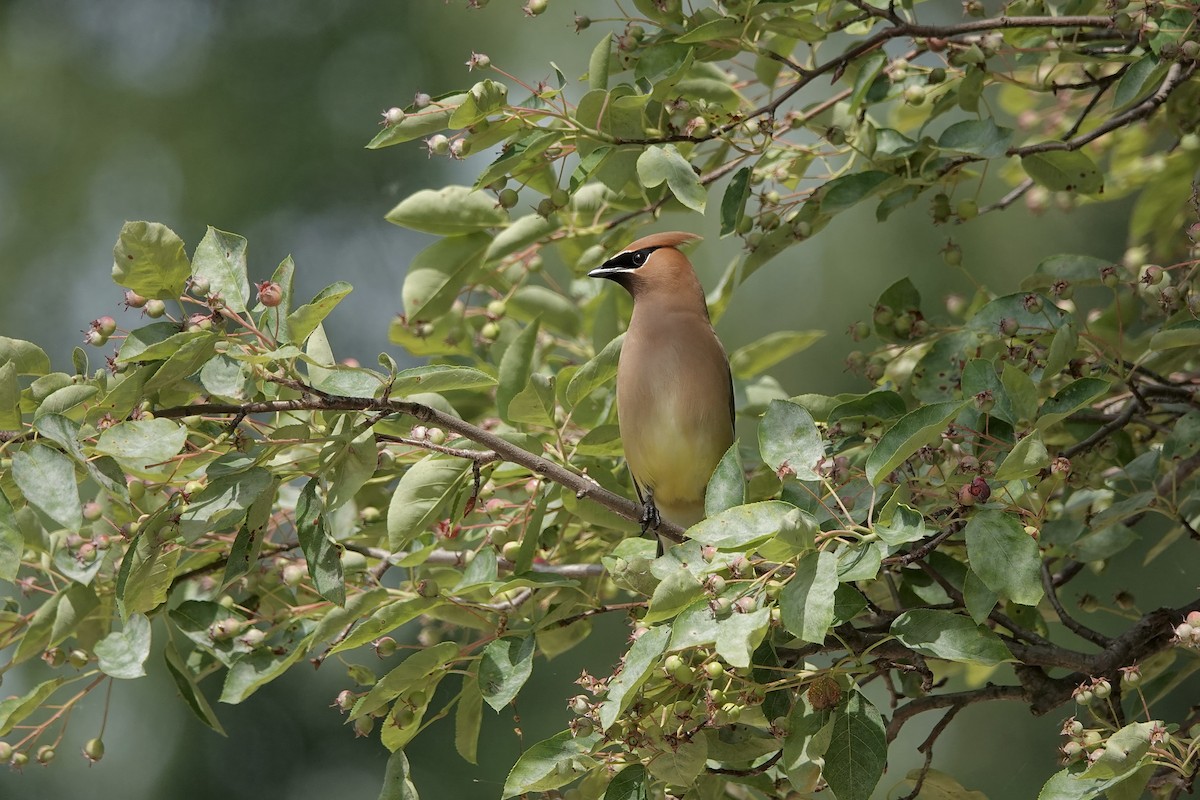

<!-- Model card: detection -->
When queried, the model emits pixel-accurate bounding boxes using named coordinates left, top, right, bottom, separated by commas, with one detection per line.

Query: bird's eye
left=631, top=251, right=647, bottom=266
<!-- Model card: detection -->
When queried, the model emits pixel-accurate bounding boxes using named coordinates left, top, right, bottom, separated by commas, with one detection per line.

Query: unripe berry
left=353, top=715, right=375, bottom=737
left=10, top=752, right=28, bottom=768
left=417, top=579, right=440, bottom=598
left=536, top=198, right=556, bottom=218
left=501, top=540, right=522, bottom=562
left=374, top=637, right=398, bottom=657
left=83, top=737, right=105, bottom=763
left=1139, top=264, right=1164, bottom=286
left=427, top=134, right=450, bottom=156
left=550, top=188, right=570, bottom=208
left=480, top=322, right=501, bottom=342
left=282, top=563, right=306, bottom=587
left=524, top=0, right=548, bottom=15
left=144, top=299, right=166, bottom=318
left=497, top=188, right=519, bottom=209
left=956, top=199, right=978, bottom=220
left=383, top=107, right=405, bottom=126
left=35, top=745, right=55, bottom=764
left=0, top=743, right=11, bottom=762
left=93, top=316, right=117, bottom=337
left=124, top=290, right=147, bottom=308
left=705, top=661, right=726, bottom=680
left=256, top=281, right=283, bottom=308
left=664, top=655, right=685, bottom=674
left=903, top=84, right=927, bottom=105
left=85, top=330, right=107, bottom=347
left=1092, top=679, right=1111, bottom=699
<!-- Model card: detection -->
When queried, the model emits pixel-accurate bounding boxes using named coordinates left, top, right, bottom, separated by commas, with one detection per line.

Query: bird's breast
left=615, top=316, right=733, bottom=518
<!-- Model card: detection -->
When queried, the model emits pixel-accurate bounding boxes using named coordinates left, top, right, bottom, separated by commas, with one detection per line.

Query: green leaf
left=995, top=434, right=1050, bottom=481
left=386, top=185, right=508, bottom=235
left=964, top=569, right=999, bottom=625
left=1037, top=377, right=1110, bottom=430
left=502, top=730, right=600, bottom=799
left=720, top=167, right=752, bottom=237
left=192, top=226, right=250, bottom=313
left=179, top=468, right=274, bottom=537
left=1149, top=320, right=1200, bottom=351
left=1037, top=767, right=1139, bottom=800
left=644, top=569, right=705, bottom=625
left=367, top=92, right=468, bottom=149
left=647, top=736, right=708, bottom=786
left=328, top=596, right=438, bottom=656
left=705, top=441, right=744, bottom=517
left=891, top=609, right=1012, bottom=665
left=220, top=640, right=312, bottom=704
left=1082, top=721, right=1154, bottom=780
left=588, top=32, right=612, bottom=90
left=780, top=550, right=838, bottom=643
left=822, top=691, right=887, bottom=800
left=896, top=769, right=990, bottom=800
left=95, top=613, right=152, bottom=679
left=965, top=509, right=1044, bottom=606
left=865, top=401, right=964, bottom=485
left=0, top=336, right=51, bottom=376
left=111, top=221, right=191, bottom=300
left=295, top=478, right=345, bottom=605
left=0, top=360, right=19, bottom=430
left=759, top=399, right=825, bottom=481
left=715, top=607, right=771, bottom=669
left=95, top=417, right=188, bottom=478
left=286, top=281, right=353, bottom=345
left=508, top=374, right=556, bottom=424
left=959, top=66, right=985, bottom=111
left=509, top=286, right=580, bottom=337
left=164, top=643, right=227, bottom=735
left=455, top=670, right=483, bottom=764
left=637, top=145, right=706, bottom=213
left=1044, top=322, right=1078, bottom=378
left=401, top=234, right=489, bottom=323
left=598, top=625, right=670, bottom=730
left=687, top=500, right=794, bottom=549
left=1114, top=54, right=1167, bottom=110
left=391, top=365, right=496, bottom=397
left=936, top=119, right=1012, bottom=158
left=387, top=456, right=472, bottom=549
left=485, top=213, right=557, bottom=262
left=729, top=330, right=824, bottom=379
left=325, top=429, right=376, bottom=511
left=1021, top=150, right=1103, bottom=194
left=116, top=531, right=182, bottom=619
left=479, top=635, right=536, bottom=712
left=449, top=79, right=508, bottom=128
left=497, top=320, right=540, bottom=424
left=0, top=493, right=20, bottom=582
left=12, top=443, right=81, bottom=533
left=565, top=334, right=623, bottom=407
left=604, top=764, right=648, bottom=800
left=875, top=504, right=927, bottom=545
left=354, top=641, right=461, bottom=719
left=0, top=678, right=66, bottom=737
left=821, top=171, right=891, bottom=213
left=377, top=750, right=421, bottom=800
left=1001, top=363, right=1039, bottom=424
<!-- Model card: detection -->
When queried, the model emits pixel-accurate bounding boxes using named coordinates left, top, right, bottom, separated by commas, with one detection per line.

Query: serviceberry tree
left=3, top=1, right=1200, bottom=798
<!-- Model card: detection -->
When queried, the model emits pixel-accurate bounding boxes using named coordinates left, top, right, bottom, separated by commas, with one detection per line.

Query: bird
left=588, top=231, right=735, bottom=542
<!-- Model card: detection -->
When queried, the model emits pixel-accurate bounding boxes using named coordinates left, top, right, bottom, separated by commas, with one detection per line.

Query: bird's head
left=587, top=231, right=703, bottom=301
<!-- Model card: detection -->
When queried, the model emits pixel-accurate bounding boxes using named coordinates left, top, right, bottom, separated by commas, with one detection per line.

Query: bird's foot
left=639, top=496, right=661, bottom=535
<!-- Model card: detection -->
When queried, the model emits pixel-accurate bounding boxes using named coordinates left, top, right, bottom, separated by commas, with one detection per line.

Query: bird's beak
left=587, top=255, right=635, bottom=280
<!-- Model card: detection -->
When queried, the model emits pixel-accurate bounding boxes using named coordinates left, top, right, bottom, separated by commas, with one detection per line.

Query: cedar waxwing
left=588, top=232, right=735, bottom=535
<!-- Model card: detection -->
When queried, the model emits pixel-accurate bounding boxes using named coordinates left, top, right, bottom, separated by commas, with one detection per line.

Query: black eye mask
left=602, top=245, right=664, bottom=270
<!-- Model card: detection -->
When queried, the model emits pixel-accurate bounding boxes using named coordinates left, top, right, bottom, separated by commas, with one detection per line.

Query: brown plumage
left=588, top=231, right=735, bottom=532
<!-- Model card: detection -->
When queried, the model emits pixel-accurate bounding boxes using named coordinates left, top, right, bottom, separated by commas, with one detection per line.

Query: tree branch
left=155, top=390, right=686, bottom=543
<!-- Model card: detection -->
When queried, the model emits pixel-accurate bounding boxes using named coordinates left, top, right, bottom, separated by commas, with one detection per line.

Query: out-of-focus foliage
left=3, top=1, right=1200, bottom=799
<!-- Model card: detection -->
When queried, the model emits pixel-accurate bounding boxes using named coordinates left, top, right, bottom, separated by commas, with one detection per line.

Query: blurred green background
left=1, top=2, right=1194, bottom=798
